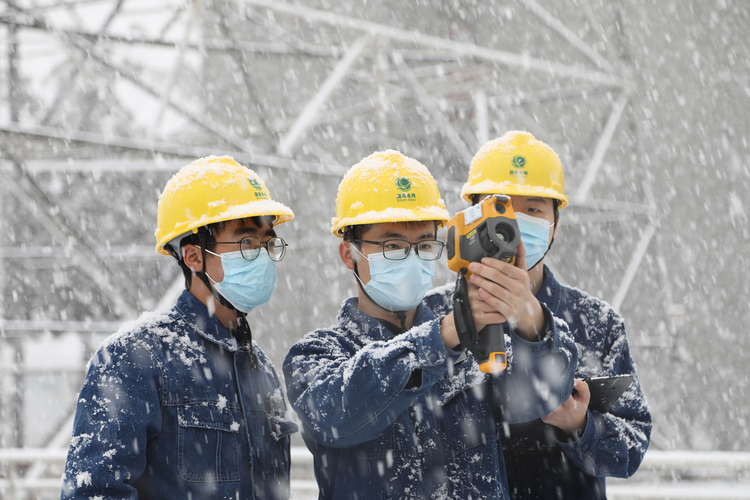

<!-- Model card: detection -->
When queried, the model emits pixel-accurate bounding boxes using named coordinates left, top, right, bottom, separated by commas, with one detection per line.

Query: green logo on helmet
left=396, top=177, right=412, bottom=192
left=510, top=155, right=528, bottom=177
left=248, top=178, right=268, bottom=199
left=396, top=177, right=416, bottom=202
left=512, top=155, right=526, bottom=168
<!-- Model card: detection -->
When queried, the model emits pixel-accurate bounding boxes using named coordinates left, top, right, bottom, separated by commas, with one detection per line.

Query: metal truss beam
left=0, top=123, right=347, bottom=176
left=611, top=222, right=656, bottom=311
left=152, top=0, right=205, bottom=138
left=489, top=83, right=622, bottom=108
left=7, top=22, right=18, bottom=122
left=518, top=0, right=616, bottom=73
left=273, top=80, right=620, bottom=138
left=244, top=0, right=624, bottom=86
left=38, top=0, right=125, bottom=125
left=395, top=54, right=474, bottom=165
left=2, top=4, right=257, bottom=154
left=573, top=90, right=630, bottom=202
left=0, top=142, right=140, bottom=318
left=277, top=34, right=371, bottom=156
left=0, top=17, right=344, bottom=57
left=571, top=197, right=656, bottom=216
left=63, top=33, right=257, bottom=153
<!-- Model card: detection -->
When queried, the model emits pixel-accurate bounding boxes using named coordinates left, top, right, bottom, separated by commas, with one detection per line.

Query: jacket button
left=223, top=412, right=232, bottom=424
left=428, top=352, right=438, bottom=362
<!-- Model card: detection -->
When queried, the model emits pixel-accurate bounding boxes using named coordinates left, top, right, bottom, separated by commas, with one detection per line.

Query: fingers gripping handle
left=452, top=274, right=507, bottom=373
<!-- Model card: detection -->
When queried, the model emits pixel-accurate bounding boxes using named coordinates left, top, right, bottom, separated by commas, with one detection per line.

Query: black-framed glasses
left=212, top=236, right=288, bottom=262
left=353, top=239, right=444, bottom=261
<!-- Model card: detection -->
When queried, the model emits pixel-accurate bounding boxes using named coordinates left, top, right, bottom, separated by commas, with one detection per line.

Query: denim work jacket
left=502, top=267, right=653, bottom=500
left=61, top=291, right=298, bottom=500
left=283, top=288, right=578, bottom=500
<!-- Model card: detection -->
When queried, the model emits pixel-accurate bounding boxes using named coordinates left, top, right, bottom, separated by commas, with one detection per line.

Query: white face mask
left=515, top=212, right=553, bottom=270
left=352, top=245, right=435, bottom=313
left=205, top=250, right=277, bottom=313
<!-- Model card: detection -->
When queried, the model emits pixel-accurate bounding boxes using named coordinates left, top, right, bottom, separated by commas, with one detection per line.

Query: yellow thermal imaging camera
left=446, top=195, right=521, bottom=373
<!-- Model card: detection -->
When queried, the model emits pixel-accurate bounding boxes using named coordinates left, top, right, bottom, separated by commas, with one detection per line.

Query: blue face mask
left=515, top=212, right=553, bottom=270
left=206, top=250, right=278, bottom=313
left=353, top=246, right=435, bottom=313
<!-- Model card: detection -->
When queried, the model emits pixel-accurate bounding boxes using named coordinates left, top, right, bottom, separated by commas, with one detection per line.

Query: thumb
left=515, top=238, right=527, bottom=271
left=573, top=379, right=591, bottom=402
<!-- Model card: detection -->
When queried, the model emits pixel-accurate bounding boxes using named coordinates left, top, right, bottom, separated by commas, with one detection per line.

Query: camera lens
left=495, top=223, right=515, bottom=244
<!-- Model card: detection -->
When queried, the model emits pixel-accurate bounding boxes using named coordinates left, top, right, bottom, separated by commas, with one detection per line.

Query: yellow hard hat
left=460, top=131, right=568, bottom=209
left=155, top=156, right=294, bottom=255
left=331, top=150, right=450, bottom=237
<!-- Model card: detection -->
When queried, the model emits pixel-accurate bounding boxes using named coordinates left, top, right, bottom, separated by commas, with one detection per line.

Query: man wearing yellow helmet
left=62, top=156, right=298, bottom=500
left=462, top=131, right=652, bottom=499
left=283, top=150, right=578, bottom=499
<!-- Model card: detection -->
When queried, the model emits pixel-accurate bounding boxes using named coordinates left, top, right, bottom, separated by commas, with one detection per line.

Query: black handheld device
left=583, top=375, right=635, bottom=413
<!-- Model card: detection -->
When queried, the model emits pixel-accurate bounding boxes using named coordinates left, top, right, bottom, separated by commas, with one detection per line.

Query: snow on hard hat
left=155, top=155, right=294, bottom=255
left=461, top=130, right=568, bottom=209
left=331, top=150, right=450, bottom=237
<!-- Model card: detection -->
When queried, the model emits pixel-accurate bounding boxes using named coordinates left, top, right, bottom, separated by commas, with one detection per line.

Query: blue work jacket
left=61, top=290, right=298, bottom=500
left=283, top=288, right=578, bottom=500
left=502, top=267, right=652, bottom=499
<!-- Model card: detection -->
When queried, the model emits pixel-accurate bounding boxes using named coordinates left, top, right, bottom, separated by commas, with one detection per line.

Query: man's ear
left=551, top=220, right=559, bottom=243
left=182, top=244, right=203, bottom=274
left=339, top=240, right=356, bottom=270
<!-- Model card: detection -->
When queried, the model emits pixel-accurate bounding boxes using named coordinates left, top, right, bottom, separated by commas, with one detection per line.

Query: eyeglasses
left=353, top=239, right=445, bottom=261
left=210, top=236, right=288, bottom=262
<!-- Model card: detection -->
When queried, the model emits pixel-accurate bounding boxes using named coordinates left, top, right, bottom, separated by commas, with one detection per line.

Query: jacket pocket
left=441, top=391, right=498, bottom=455
left=354, top=416, right=419, bottom=460
left=178, top=402, right=241, bottom=482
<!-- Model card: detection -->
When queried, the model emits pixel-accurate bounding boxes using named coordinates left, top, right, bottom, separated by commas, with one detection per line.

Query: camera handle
left=453, top=273, right=508, bottom=374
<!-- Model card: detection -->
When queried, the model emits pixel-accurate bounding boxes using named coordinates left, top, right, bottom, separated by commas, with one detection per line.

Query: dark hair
left=173, top=216, right=274, bottom=289
left=342, top=220, right=438, bottom=243
left=342, top=224, right=373, bottom=243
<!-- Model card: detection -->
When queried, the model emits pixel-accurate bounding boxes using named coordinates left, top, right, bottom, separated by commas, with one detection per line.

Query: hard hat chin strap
left=195, top=228, right=239, bottom=313
left=195, top=228, right=256, bottom=365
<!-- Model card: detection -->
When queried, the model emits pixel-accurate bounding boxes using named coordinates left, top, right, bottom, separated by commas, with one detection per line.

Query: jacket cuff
left=557, top=409, right=602, bottom=455
left=508, top=304, right=556, bottom=358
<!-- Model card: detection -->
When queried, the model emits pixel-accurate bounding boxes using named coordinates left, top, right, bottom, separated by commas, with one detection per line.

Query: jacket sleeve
left=556, top=311, right=652, bottom=478
left=500, top=304, right=579, bottom=423
left=61, top=336, right=163, bottom=499
left=283, top=318, right=461, bottom=448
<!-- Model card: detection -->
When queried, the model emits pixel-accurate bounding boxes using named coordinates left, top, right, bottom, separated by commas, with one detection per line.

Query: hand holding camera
left=446, top=195, right=546, bottom=373
left=467, top=241, right=545, bottom=341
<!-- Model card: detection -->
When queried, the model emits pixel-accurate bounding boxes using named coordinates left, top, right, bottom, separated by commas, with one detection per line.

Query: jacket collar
left=535, top=265, right=563, bottom=316
left=173, top=290, right=240, bottom=351
left=338, top=297, right=436, bottom=344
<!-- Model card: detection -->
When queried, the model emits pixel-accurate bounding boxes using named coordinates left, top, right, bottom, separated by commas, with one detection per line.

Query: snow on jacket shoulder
left=503, top=266, right=652, bottom=500
left=61, top=290, right=297, bottom=500
left=283, top=291, right=578, bottom=500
